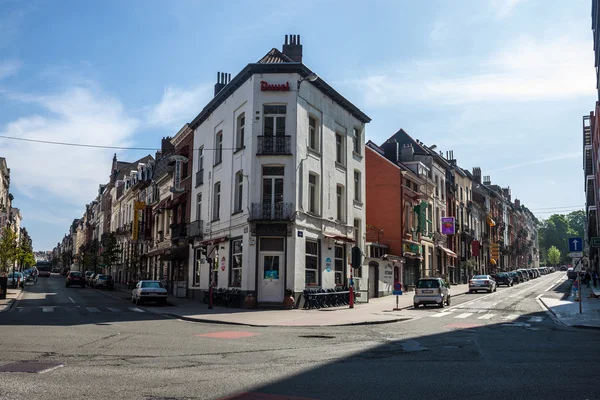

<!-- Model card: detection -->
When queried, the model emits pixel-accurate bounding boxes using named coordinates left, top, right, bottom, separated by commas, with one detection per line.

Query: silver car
left=469, top=274, right=497, bottom=293
left=131, top=280, right=168, bottom=306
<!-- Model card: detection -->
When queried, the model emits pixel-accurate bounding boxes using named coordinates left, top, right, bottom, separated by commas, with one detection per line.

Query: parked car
left=508, top=271, right=520, bottom=284
left=7, top=272, right=24, bottom=289
left=513, top=270, right=525, bottom=283
left=469, top=275, right=497, bottom=293
left=131, top=280, right=168, bottom=305
left=84, top=271, right=95, bottom=286
left=495, top=272, right=513, bottom=287
left=560, top=265, right=567, bottom=271
left=413, top=278, right=451, bottom=308
left=517, top=269, right=530, bottom=281
left=66, top=271, right=86, bottom=288
left=93, top=274, right=114, bottom=290
left=567, top=268, right=578, bottom=280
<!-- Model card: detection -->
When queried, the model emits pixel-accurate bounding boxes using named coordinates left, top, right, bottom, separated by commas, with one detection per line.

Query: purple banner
left=441, top=217, right=455, bottom=235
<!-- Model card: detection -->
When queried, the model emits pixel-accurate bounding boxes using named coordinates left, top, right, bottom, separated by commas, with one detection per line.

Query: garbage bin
left=0, top=276, right=7, bottom=300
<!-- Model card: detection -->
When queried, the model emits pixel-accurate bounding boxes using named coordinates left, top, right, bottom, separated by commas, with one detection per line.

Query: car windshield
left=473, top=275, right=488, bottom=279
left=98, top=275, right=107, bottom=280
left=69, top=272, right=82, bottom=276
left=141, top=281, right=164, bottom=289
left=417, top=280, right=440, bottom=289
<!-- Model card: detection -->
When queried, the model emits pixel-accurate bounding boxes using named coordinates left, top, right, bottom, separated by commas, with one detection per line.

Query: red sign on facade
left=260, top=81, right=290, bottom=92
left=472, top=240, right=480, bottom=257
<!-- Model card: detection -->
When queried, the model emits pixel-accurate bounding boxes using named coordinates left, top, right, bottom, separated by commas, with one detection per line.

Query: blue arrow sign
left=569, top=237, right=583, bottom=252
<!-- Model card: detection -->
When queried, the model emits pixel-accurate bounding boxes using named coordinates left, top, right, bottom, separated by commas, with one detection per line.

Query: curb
left=0, top=289, right=25, bottom=313
left=537, top=296, right=567, bottom=327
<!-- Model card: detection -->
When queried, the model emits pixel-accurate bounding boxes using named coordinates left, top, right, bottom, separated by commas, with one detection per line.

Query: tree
left=538, top=214, right=572, bottom=263
left=101, top=233, right=120, bottom=270
left=0, top=226, right=18, bottom=274
left=16, top=231, right=34, bottom=270
left=84, top=239, right=100, bottom=273
left=547, top=246, right=561, bottom=265
left=567, top=210, right=585, bottom=240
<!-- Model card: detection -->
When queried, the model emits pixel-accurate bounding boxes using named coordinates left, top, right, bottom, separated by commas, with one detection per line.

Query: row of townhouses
left=52, top=35, right=539, bottom=306
left=0, top=157, right=33, bottom=271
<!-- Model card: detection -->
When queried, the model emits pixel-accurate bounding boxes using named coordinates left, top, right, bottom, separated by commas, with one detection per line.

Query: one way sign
left=568, top=237, right=583, bottom=252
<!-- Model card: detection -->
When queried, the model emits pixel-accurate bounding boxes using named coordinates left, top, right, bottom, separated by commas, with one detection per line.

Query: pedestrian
left=585, top=270, right=592, bottom=288
left=593, top=271, right=598, bottom=288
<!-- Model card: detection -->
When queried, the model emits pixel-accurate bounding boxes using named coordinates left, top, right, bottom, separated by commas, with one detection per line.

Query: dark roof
left=258, top=48, right=294, bottom=64
left=383, top=128, right=429, bottom=155
left=190, top=51, right=371, bottom=129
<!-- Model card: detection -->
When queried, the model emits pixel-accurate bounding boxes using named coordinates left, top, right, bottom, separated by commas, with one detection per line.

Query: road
left=0, top=272, right=597, bottom=400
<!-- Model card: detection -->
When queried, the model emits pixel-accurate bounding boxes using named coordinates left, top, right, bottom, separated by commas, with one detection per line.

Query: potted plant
left=283, top=289, right=295, bottom=309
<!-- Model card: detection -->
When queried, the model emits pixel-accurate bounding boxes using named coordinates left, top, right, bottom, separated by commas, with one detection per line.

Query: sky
left=0, top=0, right=595, bottom=250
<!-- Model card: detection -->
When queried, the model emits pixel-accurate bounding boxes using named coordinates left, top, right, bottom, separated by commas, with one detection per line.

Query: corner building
left=187, top=35, right=371, bottom=306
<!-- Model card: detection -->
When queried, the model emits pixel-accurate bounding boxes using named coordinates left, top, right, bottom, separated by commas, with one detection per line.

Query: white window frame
left=196, top=193, right=202, bottom=222
left=353, top=127, right=361, bottom=155
left=353, top=170, right=361, bottom=202
left=234, top=171, right=243, bottom=213
left=214, top=131, right=223, bottom=165
left=308, top=116, right=319, bottom=152
left=236, top=113, right=245, bottom=151
left=230, top=238, right=243, bottom=287
left=198, top=146, right=204, bottom=172
left=353, top=218, right=361, bottom=244
left=305, top=240, right=319, bottom=286
left=335, top=132, right=345, bottom=165
left=336, top=184, right=345, bottom=222
left=308, top=172, right=319, bottom=214
left=213, top=182, right=221, bottom=221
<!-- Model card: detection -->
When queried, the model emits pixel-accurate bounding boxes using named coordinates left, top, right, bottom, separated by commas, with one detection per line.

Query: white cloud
left=488, top=152, right=581, bottom=172
left=0, top=59, right=21, bottom=80
left=491, top=0, right=523, bottom=19
left=147, top=84, right=212, bottom=128
left=0, top=86, right=139, bottom=206
left=348, top=35, right=595, bottom=107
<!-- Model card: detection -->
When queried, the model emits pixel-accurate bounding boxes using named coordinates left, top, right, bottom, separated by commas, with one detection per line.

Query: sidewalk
left=540, top=281, right=600, bottom=329
left=112, top=282, right=471, bottom=327
left=0, top=288, right=23, bottom=312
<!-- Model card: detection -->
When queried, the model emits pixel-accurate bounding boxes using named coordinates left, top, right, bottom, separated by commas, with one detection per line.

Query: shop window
left=305, top=240, right=319, bottom=286
left=230, top=238, right=242, bottom=287
left=334, top=244, right=345, bottom=285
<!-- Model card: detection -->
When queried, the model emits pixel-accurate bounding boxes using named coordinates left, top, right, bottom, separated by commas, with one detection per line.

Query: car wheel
left=488, top=287, right=492, bottom=293
left=469, top=290, right=473, bottom=294
left=413, top=303, right=419, bottom=308
left=493, top=286, right=497, bottom=292
left=439, top=299, right=445, bottom=308
left=446, top=295, right=451, bottom=306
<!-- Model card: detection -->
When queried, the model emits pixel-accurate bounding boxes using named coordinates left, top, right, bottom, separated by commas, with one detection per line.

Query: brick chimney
left=282, top=34, right=303, bottom=62
left=514, top=199, right=521, bottom=208
left=214, top=72, right=231, bottom=97
left=502, top=187, right=511, bottom=201
left=472, top=167, right=481, bottom=184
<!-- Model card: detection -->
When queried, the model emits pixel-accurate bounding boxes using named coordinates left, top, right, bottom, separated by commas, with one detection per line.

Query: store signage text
left=261, top=81, right=290, bottom=92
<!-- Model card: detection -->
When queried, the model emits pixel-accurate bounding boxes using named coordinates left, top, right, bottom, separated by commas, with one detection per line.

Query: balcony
left=187, top=220, right=204, bottom=239
left=170, top=223, right=188, bottom=241
left=195, top=169, right=204, bottom=187
left=249, top=202, right=293, bottom=221
left=257, top=135, right=291, bottom=155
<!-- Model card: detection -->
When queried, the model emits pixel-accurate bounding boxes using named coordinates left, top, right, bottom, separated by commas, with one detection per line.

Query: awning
left=403, top=239, right=421, bottom=246
left=439, top=246, right=457, bottom=258
left=161, top=245, right=189, bottom=261
left=199, top=236, right=229, bottom=246
left=486, top=216, right=496, bottom=227
left=403, top=252, right=423, bottom=260
left=489, top=258, right=497, bottom=265
left=381, top=254, right=403, bottom=263
left=323, top=233, right=356, bottom=243
left=153, top=198, right=170, bottom=215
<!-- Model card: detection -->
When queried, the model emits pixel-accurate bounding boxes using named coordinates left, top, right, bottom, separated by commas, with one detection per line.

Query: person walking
left=593, top=271, right=598, bottom=288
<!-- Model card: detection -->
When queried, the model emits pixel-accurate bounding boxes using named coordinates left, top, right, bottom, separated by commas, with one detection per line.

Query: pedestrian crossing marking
left=527, top=316, right=543, bottom=323
left=477, top=314, right=495, bottom=320
left=431, top=311, right=453, bottom=318
left=129, top=307, right=144, bottom=312
left=86, top=307, right=100, bottom=313
left=107, top=307, right=121, bottom=312
left=503, top=314, right=519, bottom=321
left=454, top=313, right=473, bottom=319
left=12, top=306, right=146, bottom=314
left=42, top=307, right=54, bottom=312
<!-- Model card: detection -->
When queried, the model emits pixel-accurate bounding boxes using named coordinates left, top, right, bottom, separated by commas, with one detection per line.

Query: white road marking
left=17, top=308, right=30, bottom=313
left=477, top=309, right=487, bottom=313
left=129, top=307, right=145, bottom=313
left=68, top=297, right=75, bottom=304
left=455, top=313, right=473, bottom=319
left=65, top=307, right=78, bottom=312
left=86, top=307, right=100, bottom=313
left=42, top=307, right=54, bottom=313
left=431, top=311, right=453, bottom=318
left=528, top=316, right=544, bottom=323
left=477, top=314, right=495, bottom=320
left=503, top=314, right=519, bottom=321
left=107, top=307, right=121, bottom=312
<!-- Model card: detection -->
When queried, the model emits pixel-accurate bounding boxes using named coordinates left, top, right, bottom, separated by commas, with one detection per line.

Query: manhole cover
left=299, top=335, right=335, bottom=339
left=0, top=362, right=64, bottom=373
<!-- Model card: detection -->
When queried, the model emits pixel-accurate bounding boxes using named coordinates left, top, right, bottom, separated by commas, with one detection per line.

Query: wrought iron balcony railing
left=257, top=135, right=291, bottom=155
left=249, top=202, right=293, bottom=221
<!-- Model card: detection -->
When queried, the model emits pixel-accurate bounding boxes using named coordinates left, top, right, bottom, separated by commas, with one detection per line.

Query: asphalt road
left=0, top=272, right=597, bottom=400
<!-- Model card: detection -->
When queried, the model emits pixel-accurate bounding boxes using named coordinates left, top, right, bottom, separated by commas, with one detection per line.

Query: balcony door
left=263, top=105, right=286, bottom=137
left=262, top=166, right=284, bottom=219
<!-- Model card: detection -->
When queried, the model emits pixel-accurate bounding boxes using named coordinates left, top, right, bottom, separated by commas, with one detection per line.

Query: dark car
left=508, top=271, right=521, bottom=284
left=66, top=271, right=86, bottom=288
left=495, top=272, right=513, bottom=287
left=560, top=266, right=567, bottom=271
left=93, top=274, right=114, bottom=290
left=7, top=272, right=24, bottom=289
left=567, top=268, right=578, bottom=280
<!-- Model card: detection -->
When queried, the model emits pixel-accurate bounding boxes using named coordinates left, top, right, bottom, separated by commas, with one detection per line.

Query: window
left=308, top=173, right=319, bottom=214
left=441, top=181, right=445, bottom=200
left=353, top=127, right=361, bottom=155
left=354, top=171, right=361, bottom=202
left=428, top=247, right=433, bottom=276
left=335, top=133, right=344, bottom=164
left=197, top=147, right=204, bottom=171
left=427, top=204, right=433, bottom=233
left=305, top=240, right=319, bottom=286
left=334, top=245, right=345, bottom=285
left=213, top=182, right=221, bottom=221
left=234, top=171, right=243, bottom=212
left=193, top=248, right=201, bottom=286
left=230, top=238, right=242, bottom=287
left=435, top=176, right=439, bottom=197
left=353, top=218, right=361, bottom=245
left=264, top=105, right=286, bottom=136
left=214, top=131, right=223, bottom=165
left=196, top=193, right=202, bottom=221
left=336, top=185, right=345, bottom=221
left=436, top=207, right=440, bottom=232
left=460, top=186, right=463, bottom=201
left=236, top=113, right=245, bottom=150
left=308, top=116, right=318, bottom=151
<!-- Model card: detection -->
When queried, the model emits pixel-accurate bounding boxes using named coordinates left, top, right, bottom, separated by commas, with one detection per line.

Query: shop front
left=403, top=240, right=423, bottom=290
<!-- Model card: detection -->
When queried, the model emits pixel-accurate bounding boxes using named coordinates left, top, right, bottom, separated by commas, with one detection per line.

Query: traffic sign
left=569, top=252, right=583, bottom=258
left=568, top=238, right=583, bottom=252
left=592, top=237, right=600, bottom=248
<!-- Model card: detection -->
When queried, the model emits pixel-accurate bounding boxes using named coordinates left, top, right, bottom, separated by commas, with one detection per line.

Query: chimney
left=282, top=34, right=303, bottom=63
left=472, top=167, right=481, bottom=184
left=514, top=199, right=521, bottom=208
left=483, top=175, right=491, bottom=186
left=214, top=71, right=231, bottom=97
left=400, top=143, right=414, bottom=161
left=502, top=187, right=511, bottom=201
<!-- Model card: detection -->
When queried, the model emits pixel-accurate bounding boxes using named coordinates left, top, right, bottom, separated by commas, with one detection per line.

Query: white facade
left=189, top=67, right=369, bottom=304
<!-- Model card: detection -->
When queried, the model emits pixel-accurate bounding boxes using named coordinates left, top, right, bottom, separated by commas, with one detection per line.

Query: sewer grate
left=298, top=335, right=335, bottom=339
left=0, top=362, right=64, bottom=373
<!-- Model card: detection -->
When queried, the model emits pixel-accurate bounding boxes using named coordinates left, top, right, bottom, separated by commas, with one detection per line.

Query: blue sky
left=0, top=0, right=595, bottom=250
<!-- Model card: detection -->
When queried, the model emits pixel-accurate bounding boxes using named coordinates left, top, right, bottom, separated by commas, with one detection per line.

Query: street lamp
left=297, top=72, right=318, bottom=90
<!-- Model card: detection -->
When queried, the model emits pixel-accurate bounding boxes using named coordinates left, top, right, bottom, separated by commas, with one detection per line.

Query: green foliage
left=101, top=233, right=120, bottom=268
left=538, top=210, right=585, bottom=263
left=547, top=246, right=561, bottom=265
left=0, top=226, right=18, bottom=273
